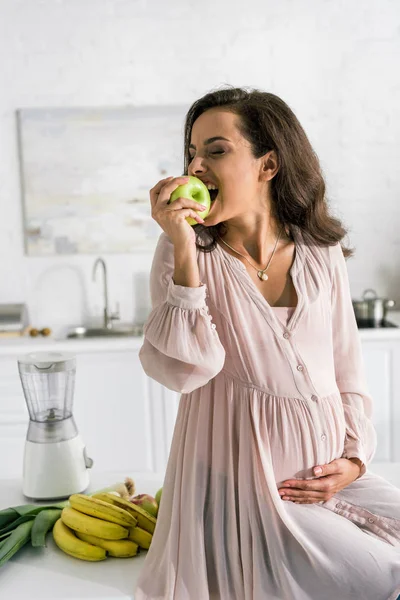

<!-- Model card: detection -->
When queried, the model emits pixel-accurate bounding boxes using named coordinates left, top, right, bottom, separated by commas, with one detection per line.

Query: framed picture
left=17, top=104, right=189, bottom=255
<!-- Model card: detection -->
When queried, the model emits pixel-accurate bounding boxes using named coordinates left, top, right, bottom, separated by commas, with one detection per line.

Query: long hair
left=182, top=86, right=353, bottom=257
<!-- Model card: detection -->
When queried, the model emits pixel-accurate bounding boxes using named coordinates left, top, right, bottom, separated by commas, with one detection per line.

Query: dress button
left=321, top=434, right=327, bottom=441
left=283, top=332, right=290, bottom=339
left=311, top=395, right=318, bottom=402
left=296, top=365, right=304, bottom=372
left=368, top=517, right=375, bottom=523
left=211, top=324, right=216, bottom=329
left=336, top=502, right=342, bottom=509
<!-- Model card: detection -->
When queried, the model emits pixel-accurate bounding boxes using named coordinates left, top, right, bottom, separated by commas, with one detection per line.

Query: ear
left=259, top=150, right=279, bottom=182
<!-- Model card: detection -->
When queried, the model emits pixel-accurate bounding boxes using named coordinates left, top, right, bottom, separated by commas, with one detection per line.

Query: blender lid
left=17, top=351, right=76, bottom=372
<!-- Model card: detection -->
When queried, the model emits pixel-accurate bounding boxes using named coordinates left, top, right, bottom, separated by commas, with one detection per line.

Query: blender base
left=22, top=435, right=90, bottom=500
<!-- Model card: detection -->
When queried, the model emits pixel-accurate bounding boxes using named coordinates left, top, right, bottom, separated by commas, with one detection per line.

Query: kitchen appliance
left=17, top=351, right=93, bottom=500
left=0, top=303, right=29, bottom=337
left=352, top=289, right=396, bottom=328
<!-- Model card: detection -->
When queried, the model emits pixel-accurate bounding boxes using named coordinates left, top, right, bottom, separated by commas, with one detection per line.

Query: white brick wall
left=0, top=0, right=399, bottom=333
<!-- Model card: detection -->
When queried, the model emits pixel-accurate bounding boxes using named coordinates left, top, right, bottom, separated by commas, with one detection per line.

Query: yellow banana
left=76, top=531, right=139, bottom=558
left=53, top=518, right=106, bottom=561
left=61, top=507, right=128, bottom=540
left=93, top=493, right=156, bottom=534
left=69, top=494, right=136, bottom=527
left=128, top=525, right=153, bottom=550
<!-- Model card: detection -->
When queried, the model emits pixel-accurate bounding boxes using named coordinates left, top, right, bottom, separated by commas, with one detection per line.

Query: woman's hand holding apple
left=149, top=176, right=207, bottom=248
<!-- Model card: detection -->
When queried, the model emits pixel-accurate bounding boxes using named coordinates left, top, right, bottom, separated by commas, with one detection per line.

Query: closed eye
left=188, top=150, right=225, bottom=161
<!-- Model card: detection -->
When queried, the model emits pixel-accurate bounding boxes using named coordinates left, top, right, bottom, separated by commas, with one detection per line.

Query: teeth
left=205, top=183, right=218, bottom=190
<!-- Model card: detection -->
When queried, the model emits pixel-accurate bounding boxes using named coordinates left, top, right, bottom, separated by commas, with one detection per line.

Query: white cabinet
left=361, top=340, right=400, bottom=465
left=0, top=357, right=29, bottom=479
left=73, top=350, right=179, bottom=476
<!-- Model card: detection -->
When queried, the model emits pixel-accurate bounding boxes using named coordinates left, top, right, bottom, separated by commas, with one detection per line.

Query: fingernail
left=314, top=467, right=322, bottom=475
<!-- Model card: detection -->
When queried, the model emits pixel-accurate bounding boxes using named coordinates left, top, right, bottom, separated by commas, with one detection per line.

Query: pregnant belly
left=184, top=377, right=346, bottom=500
left=263, top=392, right=347, bottom=488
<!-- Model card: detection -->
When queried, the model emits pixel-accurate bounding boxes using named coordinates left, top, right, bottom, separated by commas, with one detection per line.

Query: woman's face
left=187, top=108, right=275, bottom=227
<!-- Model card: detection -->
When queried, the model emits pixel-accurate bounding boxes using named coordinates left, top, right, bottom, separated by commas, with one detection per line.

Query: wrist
left=173, top=245, right=200, bottom=288
left=348, top=457, right=362, bottom=474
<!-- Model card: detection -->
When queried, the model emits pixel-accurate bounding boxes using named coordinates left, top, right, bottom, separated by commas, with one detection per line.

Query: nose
left=188, top=156, right=207, bottom=176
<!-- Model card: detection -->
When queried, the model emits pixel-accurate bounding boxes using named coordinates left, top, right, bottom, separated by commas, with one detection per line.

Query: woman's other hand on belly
left=277, top=458, right=361, bottom=504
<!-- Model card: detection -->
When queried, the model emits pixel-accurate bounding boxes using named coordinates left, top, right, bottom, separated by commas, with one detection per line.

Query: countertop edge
left=0, top=311, right=399, bottom=355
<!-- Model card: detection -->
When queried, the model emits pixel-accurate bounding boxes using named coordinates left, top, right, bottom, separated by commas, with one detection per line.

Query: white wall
left=0, top=0, right=399, bottom=334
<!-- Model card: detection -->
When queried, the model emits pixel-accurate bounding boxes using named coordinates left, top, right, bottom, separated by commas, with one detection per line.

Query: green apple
left=155, top=487, right=162, bottom=507
left=169, top=176, right=211, bottom=226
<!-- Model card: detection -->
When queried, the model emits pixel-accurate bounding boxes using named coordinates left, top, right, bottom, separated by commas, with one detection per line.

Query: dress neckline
left=214, top=229, right=306, bottom=333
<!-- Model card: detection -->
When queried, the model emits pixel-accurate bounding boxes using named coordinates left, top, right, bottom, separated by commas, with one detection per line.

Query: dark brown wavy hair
left=182, top=85, right=353, bottom=258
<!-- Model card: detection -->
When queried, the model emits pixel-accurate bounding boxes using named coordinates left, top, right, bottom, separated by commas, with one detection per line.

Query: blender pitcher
left=18, top=351, right=93, bottom=500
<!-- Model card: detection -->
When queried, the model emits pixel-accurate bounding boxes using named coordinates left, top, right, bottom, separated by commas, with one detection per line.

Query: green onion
left=0, top=514, right=38, bottom=537
left=0, top=520, right=35, bottom=567
left=31, top=508, right=62, bottom=547
left=0, top=507, right=19, bottom=529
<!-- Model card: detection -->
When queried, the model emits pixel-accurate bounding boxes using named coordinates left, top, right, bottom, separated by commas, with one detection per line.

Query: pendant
left=258, top=271, right=268, bottom=281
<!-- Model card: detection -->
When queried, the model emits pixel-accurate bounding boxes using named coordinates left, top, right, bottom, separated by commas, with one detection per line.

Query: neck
left=219, top=213, right=288, bottom=265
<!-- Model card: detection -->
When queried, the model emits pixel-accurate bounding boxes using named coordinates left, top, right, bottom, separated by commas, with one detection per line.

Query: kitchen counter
left=0, top=334, right=144, bottom=356
left=0, top=312, right=399, bottom=355
left=0, top=472, right=162, bottom=599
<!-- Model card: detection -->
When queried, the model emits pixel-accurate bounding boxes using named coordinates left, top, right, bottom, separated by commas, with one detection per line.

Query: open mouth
left=209, top=189, right=218, bottom=202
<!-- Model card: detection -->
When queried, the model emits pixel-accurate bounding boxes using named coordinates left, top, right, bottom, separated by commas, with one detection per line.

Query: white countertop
left=0, top=472, right=163, bottom=599
left=0, top=335, right=144, bottom=356
left=0, top=312, right=399, bottom=355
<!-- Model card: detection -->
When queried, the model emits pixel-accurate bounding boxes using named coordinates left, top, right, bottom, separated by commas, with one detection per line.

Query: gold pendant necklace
left=218, top=226, right=284, bottom=281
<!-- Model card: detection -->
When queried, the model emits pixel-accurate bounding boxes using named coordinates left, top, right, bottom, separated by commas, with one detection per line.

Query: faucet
left=92, top=258, right=120, bottom=329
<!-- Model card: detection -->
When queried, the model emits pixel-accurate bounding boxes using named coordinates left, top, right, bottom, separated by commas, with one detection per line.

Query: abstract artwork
left=17, top=105, right=189, bottom=255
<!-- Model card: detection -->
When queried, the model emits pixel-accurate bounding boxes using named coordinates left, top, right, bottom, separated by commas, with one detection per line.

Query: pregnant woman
left=135, top=86, right=400, bottom=599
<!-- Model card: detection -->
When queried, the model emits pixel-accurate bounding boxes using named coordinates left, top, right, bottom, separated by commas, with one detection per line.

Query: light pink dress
left=135, top=228, right=400, bottom=600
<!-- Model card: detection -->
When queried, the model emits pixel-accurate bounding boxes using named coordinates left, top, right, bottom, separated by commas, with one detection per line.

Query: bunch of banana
left=0, top=477, right=138, bottom=568
left=54, top=494, right=141, bottom=561
left=92, top=492, right=157, bottom=550
left=93, top=493, right=157, bottom=533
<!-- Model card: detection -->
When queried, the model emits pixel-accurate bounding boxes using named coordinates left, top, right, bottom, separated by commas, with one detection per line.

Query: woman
left=134, top=87, right=400, bottom=599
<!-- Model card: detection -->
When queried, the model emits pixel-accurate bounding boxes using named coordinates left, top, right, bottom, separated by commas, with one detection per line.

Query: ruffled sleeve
left=329, top=242, right=378, bottom=478
left=138, top=232, right=226, bottom=393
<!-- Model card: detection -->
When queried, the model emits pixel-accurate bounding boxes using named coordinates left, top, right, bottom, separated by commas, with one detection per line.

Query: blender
left=17, top=351, right=93, bottom=500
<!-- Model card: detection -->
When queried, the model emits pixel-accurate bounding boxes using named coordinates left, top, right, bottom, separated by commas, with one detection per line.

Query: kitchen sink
left=66, top=324, right=144, bottom=339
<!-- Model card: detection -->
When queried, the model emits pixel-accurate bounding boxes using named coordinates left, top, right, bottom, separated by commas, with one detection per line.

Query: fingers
left=284, top=498, right=326, bottom=504
left=166, top=196, right=207, bottom=212
left=150, top=175, right=174, bottom=195
left=280, top=489, right=325, bottom=501
left=149, top=176, right=173, bottom=209
left=279, top=482, right=331, bottom=503
left=165, top=207, right=205, bottom=224
left=149, top=176, right=190, bottom=209
left=278, top=477, right=331, bottom=503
